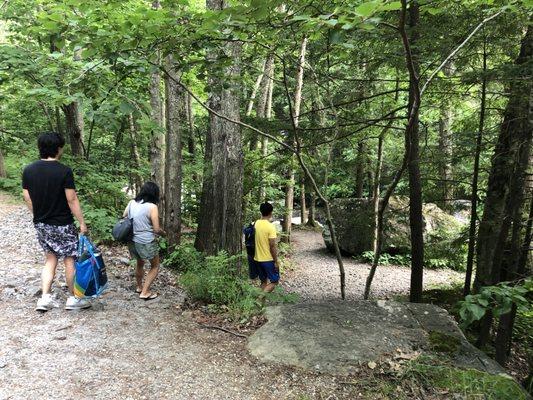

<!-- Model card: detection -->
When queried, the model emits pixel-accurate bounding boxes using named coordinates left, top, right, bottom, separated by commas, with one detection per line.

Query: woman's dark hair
left=135, top=181, right=160, bottom=204
left=260, top=202, right=273, bottom=216
left=38, top=132, right=65, bottom=159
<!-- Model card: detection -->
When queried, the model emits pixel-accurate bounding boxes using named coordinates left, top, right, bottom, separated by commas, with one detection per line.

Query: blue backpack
left=243, top=222, right=255, bottom=257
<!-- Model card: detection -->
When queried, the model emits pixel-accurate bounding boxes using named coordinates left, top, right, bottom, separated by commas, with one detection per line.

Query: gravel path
left=0, top=193, right=365, bottom=400
left=283, top=228, right=463, bottom=301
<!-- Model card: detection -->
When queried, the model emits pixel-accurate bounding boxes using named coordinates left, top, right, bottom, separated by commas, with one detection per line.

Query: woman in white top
left=123, top=182, right=165, bottom=300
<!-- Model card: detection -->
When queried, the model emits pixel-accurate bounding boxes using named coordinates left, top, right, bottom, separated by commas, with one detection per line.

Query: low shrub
left=167, top=244, right=297, bottom=321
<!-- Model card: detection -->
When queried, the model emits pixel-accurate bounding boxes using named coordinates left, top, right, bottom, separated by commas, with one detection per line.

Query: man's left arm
left=22, top=189, right=33, bottom=214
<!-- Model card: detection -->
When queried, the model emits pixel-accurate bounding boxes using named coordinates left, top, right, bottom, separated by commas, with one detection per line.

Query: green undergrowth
left=403, top=357, right=527, bottom=400
left=164, top=243, right=298, bottom=321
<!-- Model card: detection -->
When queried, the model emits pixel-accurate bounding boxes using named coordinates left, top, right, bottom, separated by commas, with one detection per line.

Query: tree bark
left=474, top=26, right=532, bottom=348
left=405, top=0, right=424, bottom=303
left=300, top=178, right=307, bottom=225
left=186, top=92, right=195, bottom=156
left=195, top=0, right=244, bottom=259
left=164, top=56, right=184, bottom=248
left=62, top=102, right=84, bottom=156
left=355, top=141, right=365, bottom=198
left=149, top=0, right=165, bottom=193
left=464, top=35, right=487, bottom=296
left=438, top=61, right=455, bottom=211
left=128, top=113, right=142, bottom=191
left=282, top=37, right=307, bottom=243
left=0, top=147, right=6, bottom=178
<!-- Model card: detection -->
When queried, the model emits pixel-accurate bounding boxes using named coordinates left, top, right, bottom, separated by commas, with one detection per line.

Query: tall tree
left=438, top=61, right=455, bottom=211
left=149, top=0, right=165, bottom=193
left=164, top=56, right=184, bottom=248
left=194, top=0, right=244, bottom=258
left=282, top=36, right=307, bottom=243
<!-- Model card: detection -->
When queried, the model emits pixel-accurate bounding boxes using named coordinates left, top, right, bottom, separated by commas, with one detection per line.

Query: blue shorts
left=248, top=256, right=279, bottom=283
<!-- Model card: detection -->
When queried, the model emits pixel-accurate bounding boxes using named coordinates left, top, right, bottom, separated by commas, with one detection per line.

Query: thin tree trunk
left=55, top=106, right=63, bottom=135
left=149, top=0, right=165, bottom=193
left=195, top=0, right=243, bottom=260
left=245, top=59, right=267, bottom=117
left=0, top=147, right=6, bottom=178
left=300, top=178, right=306, bottom=225
left=128, top=113, right=142, bottom=190
left=62, top=102, right=84, bottom=156
left=464, top=35, right=487, bottom=296
left=438, top=61, right=455, bottom=211
left=186, top=92, right=195, bottom=156
left=258, top=56, right=274, bottom=200
left=307, top=191, right=317, bottom=227
left=164, top=55, right=184, bottom=248
left=355, top=141, right=365, bottom=198
left=404, top=0, right=424, bottom=303
left=282, top=36, right=307, bottom=243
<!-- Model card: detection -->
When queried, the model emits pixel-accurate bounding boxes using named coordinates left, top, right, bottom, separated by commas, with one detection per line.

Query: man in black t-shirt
left=22, top=132, right=91, bottom=312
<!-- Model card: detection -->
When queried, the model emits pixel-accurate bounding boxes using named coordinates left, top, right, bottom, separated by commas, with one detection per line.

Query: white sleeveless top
left=128, top=200, right=155, bottom=244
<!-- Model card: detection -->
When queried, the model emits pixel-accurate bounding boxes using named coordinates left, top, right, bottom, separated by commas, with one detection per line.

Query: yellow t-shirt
left=254, top=219, right=277, bottom=262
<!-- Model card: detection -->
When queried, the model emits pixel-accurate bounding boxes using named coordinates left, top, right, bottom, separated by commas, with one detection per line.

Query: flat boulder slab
left=248, top=301, right=504, bottom=375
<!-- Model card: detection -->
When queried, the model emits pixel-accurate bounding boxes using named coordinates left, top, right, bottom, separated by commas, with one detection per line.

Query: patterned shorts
left=34, top=223, right=78, bottom=259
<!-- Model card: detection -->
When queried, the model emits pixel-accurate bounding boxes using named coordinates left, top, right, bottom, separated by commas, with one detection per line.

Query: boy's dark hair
left=38, top=132, right=65, bottom=159
left=135, top=181, right=160, bottom=204
left=260, top=202, right=273, bottom=216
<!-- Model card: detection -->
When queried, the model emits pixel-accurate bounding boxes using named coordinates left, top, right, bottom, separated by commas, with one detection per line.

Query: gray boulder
left=322, top=196, right=464, bottom=255
left=248, top=301, right=505, bottom=376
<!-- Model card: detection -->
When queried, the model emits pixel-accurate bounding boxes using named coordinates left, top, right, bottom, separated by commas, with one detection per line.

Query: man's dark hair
left=135, top=181, right=160, bottom=204
left=38, top=132, right=66, bottom=159
left=260, top=202, right=273, bottom=216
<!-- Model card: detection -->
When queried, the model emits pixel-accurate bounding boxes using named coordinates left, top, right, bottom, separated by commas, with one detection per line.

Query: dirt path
left=0, top=193, right=363, bottom=400
left=283, top=228, right=463, bottom=301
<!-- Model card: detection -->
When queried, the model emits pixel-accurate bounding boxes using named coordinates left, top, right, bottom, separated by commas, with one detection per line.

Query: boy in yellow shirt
left=250, top=202, right=279, bottom=292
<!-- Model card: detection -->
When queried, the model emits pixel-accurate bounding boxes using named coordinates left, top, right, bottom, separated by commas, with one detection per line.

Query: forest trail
left=284, top=228, right=463, bottom=301
left=0, top=193, right=363, bottom=400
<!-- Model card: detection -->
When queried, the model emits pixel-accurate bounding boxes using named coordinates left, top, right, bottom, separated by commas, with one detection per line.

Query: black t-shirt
left=22, top=160, right=76, bottom=226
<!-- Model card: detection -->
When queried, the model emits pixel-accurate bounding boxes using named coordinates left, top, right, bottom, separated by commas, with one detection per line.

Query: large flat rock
left=248, top=301, right=504, bottom=375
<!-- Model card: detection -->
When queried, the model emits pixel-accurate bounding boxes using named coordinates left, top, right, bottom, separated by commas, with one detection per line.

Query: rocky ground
left=283, top=228, right=463, bottom=301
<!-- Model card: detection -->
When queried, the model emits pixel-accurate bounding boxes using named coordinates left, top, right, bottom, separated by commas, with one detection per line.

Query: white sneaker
left=35, top=293, right=57, bottom=312
left=65, top=296, right=91, bottom=310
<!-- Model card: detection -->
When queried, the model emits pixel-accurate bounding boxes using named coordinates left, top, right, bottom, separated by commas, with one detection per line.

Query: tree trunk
left=474, top=26, right=532, bottom=292
left=282, top=36, right=307, bottom=243
left=0, top=147, right=6, bottom=178
left=464, top=36, right=487, bottom=296
left=258, top=55, right=274, bottom=201
left=149, top=0, right=165, bottom=192
left=307, top=191, right=317, bottom=227
left=195, top=0, right=244, bottom=259
left=128, top=113, right=142, bottom=190
left=474, top=26, right=532, bottom=348
left=62, top=102, right=84, bottom=156
left=55, top=106, right=63, bottom=135
left=406, top=1, right=424, bottom=303
left=438, top=61, right=455, bottom=211
left=245, top=59, right=266, bottom=117
left=300, top=178, right=306, bottom=225
left=355, top=141, right=365, bottom=198
left=186, top=92, right=195, bottom=156
left=164, top=56, right=184, bottom=248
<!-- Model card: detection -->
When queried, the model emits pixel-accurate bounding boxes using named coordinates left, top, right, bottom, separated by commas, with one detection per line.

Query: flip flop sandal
left=140, top=293, right=158, bottom=301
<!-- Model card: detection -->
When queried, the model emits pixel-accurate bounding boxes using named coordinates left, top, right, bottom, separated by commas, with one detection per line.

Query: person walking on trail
left=22, top=132, right=91, bottom=312
left=251, top=202, right=280, bottom=293
left=124, top=182, right=166, bottom=300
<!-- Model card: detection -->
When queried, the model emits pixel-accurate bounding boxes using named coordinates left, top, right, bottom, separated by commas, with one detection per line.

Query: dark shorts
left=248, top=256, right=279, bottom=283
left=34, top=223, right=78, bottom=259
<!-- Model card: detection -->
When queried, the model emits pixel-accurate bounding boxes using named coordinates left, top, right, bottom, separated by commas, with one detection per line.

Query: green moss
left=408, top=361, right=527, bottom=400
left=428, top=330, right=461, bottom=354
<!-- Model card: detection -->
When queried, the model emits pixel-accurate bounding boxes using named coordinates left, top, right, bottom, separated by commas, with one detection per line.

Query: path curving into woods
left=283, top=228, right=463, bottom=301
left=0, top=192, right=367, bottom=400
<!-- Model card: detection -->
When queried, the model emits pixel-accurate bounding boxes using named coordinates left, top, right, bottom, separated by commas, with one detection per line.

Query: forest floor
left=0, top=192, right=521, bottom=400
left=284, top=227, right=462, bottom=301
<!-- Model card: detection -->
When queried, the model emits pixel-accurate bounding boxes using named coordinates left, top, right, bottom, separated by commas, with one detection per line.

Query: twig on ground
left=197, top=323, right=248, bottom=339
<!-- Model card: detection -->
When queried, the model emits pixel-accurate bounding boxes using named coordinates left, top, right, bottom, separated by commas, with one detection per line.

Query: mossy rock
left=428, top=330, right=461, bottom=354
left=322, top=196, right=465, bottom=256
